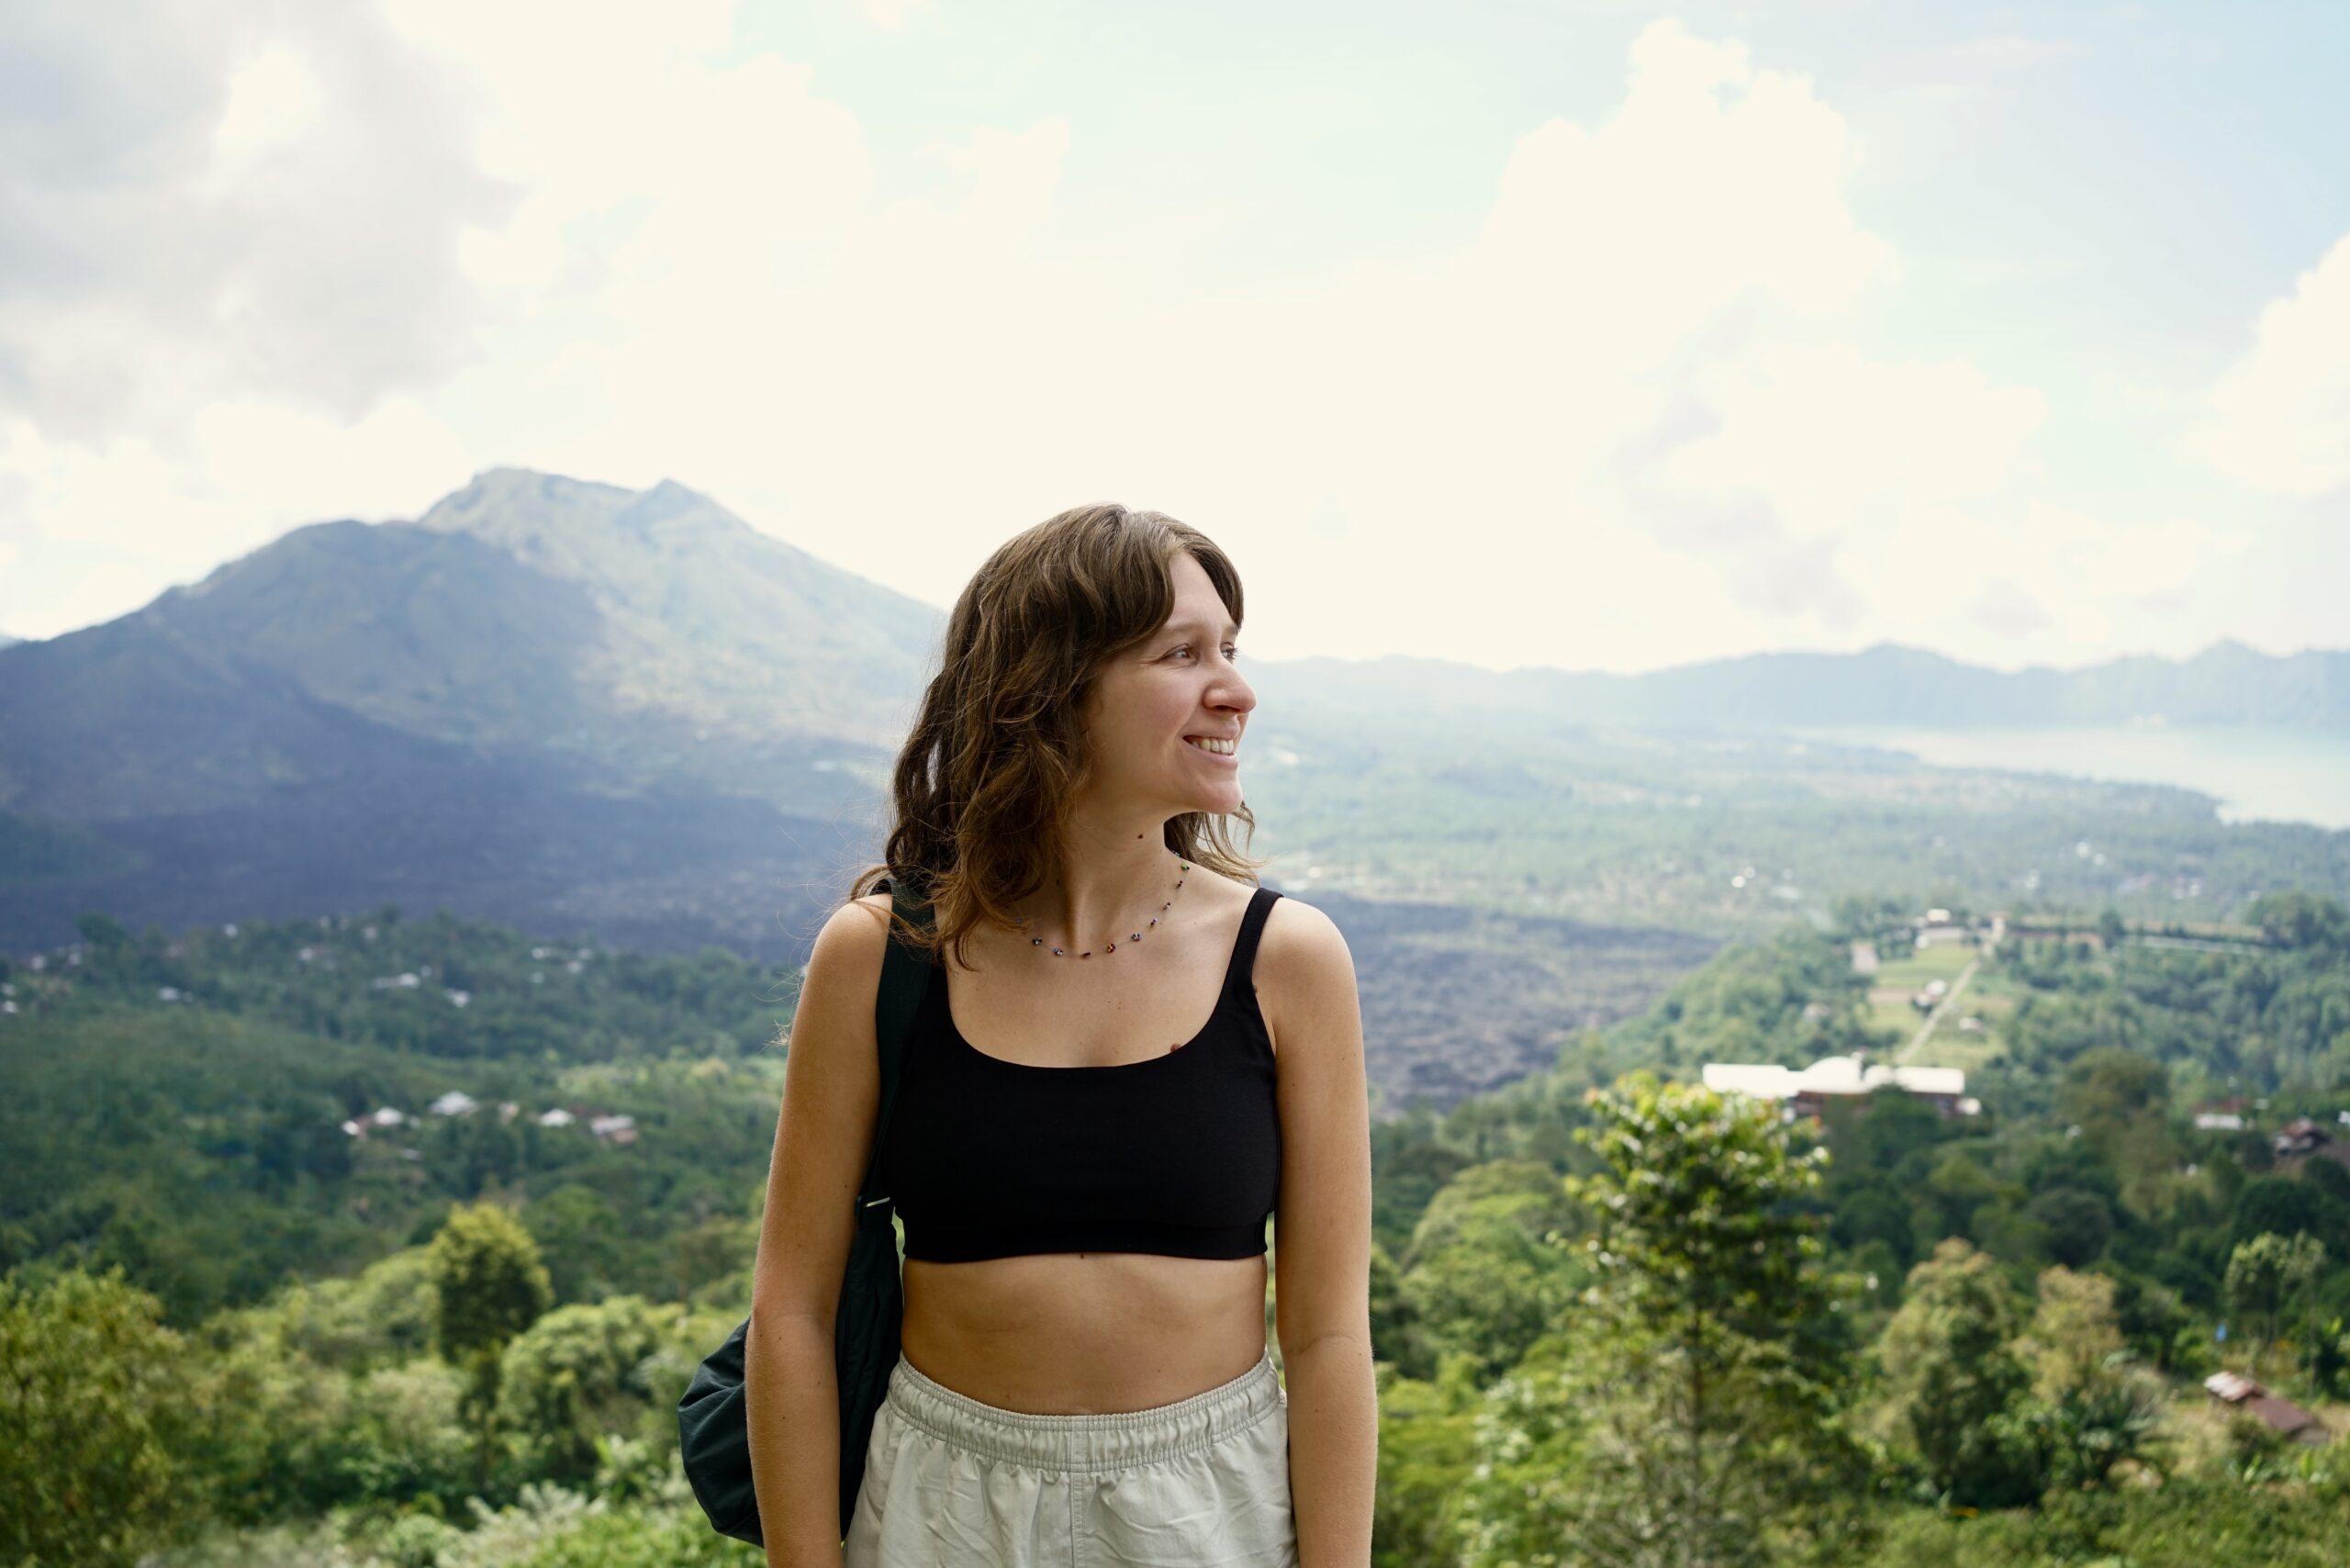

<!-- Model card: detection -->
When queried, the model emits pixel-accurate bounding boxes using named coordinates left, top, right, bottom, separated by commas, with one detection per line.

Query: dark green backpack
left=677, top=879, right=934, bottom=1547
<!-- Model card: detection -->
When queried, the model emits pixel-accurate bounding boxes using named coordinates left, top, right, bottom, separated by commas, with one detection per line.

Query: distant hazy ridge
left=0, top=466, right=2340, bottom=964
left=1259, top=641, right=2350, bottom=729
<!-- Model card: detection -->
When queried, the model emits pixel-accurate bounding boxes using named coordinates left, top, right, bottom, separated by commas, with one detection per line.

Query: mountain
left=0, top=469, right=944, bottom=958
left=408, top=469, right=941, bottom=750
left=0, top=470, right=944, bottom=816
left=1248, top=640, right=2350, bottom=729
left=0, top=632, right=18, bottom=649
left=3, top=465, right=2341, bottom=961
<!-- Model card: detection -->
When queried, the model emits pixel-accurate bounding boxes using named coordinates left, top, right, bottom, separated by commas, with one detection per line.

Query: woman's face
left=1078, top=551, right=1255, bottom=823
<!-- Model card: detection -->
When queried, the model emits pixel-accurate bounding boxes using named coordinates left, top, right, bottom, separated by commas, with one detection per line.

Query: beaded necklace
left=1022, top=857, right=1192, bottom=958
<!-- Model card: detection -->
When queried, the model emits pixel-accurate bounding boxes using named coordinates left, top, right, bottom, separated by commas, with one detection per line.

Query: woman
left=744, top=504, right=1376, bottom=1566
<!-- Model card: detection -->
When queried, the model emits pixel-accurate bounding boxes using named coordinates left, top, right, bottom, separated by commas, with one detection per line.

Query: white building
left=1703, top=1052, right=1980, bottom=1119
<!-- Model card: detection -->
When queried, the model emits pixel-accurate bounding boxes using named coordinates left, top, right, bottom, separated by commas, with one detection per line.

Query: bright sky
left=2, top=0, right=2344, bottom=674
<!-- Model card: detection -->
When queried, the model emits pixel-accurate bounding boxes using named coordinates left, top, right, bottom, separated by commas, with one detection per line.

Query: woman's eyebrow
left=1160, top=619, right=1239, bottom=638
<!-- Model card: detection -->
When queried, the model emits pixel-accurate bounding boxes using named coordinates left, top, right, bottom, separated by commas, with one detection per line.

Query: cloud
left=0, top=0, right=512, bottom=438
left=1852, top=501, right=2246, bottom=659
left=923, top=118, right=1073, bottom=233
left=1617, top=342, right=2045, bottom=633
left=0, top=8, right=2262, bottom=673
left=0, top=0, right=514, bottom=630
left=2185, top=230, right=2350, bottom=498
left=1966, top=577, right=2052, bottom=639
left=858, top=0, right=932, bottom=29
left=0, top=390, right=472, bottom=614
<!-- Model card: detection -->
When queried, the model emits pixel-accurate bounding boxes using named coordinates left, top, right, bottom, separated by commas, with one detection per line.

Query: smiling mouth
left=1184, top=736, right=1237, bottom=756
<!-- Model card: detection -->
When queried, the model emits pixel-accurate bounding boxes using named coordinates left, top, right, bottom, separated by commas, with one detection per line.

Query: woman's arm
left=744, top=895, right=894, bottom=1568
left=1264, top=899, right=1378, bottom=1568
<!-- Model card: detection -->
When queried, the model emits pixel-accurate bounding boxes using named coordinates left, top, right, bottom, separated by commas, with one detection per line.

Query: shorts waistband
left=882, top=1349, right=1283, bottom=1473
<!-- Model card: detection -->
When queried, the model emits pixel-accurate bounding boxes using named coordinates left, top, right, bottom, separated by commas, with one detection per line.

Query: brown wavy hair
left=847, top=503, right=1268, bottom=969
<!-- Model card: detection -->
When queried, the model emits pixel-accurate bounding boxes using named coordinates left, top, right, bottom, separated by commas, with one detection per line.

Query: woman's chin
left=1180, top=786, right=1244, bottom=817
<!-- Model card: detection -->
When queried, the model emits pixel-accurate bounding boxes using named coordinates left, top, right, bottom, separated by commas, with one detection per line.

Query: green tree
left=2245, top=891, right=2350, bottom=951
left=1367, top=1241, right=1429, bottom=1381
left=673, top=1214, right=753, bottom=1306
left=2230, top=1176, right=2331, bottom=1253
left=2024, top=1187, right=2114, bottom=1268
left=2020, top=1266, right=2127, bottom=1404
left=431, top=1202, right=554, bottom=1361
left=523, top=1184, right=631, bottom=1305
left=181, top=1318, right=352, bottom=1522
left=74, top=910, right=130, bottom=952
left=2295, top=1313, right=2350, bottom=1398
left=336, top=1358, right=473, bottom=1511
left=1371, top=1361, right=1482, bottom=1568
left=0, top=1266, right=197, bottom=1567
left=1869, top=1238, right=2043, bottom=1507
left=496, top=1295, right=663, bottom=1484
left=2054, top=1047, right=2167, bottom=1127
left=2224, top=1230, right=2326, bottom=1379
left=1919, top=1151, right=1999, bottom=1246
left=2014, top=1266, right=2169, bottom=1490
left=276, top=1245, right=442, bottom=1371
left=1454, top=1074, right=1865, bottom=1568
left=1398, top=1159, right=1583, bottom=1383
left=428, top=1201, right=553, bottom=1484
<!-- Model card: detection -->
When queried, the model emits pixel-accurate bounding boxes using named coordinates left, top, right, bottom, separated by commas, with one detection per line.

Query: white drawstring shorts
left=845, top=1347, right=1298, bottom=1567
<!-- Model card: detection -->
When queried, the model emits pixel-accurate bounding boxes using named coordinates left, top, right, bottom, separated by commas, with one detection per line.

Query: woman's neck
left=1020, top=823, right=1184, bottom=947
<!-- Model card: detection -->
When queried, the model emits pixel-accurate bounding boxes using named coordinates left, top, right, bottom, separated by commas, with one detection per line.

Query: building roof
left=2247, top=1395, right=2331, bottom=1442
left=1703, top=1053, right=1966, bottom=1102
left=2204, top=1371, right=2262, bottom=1404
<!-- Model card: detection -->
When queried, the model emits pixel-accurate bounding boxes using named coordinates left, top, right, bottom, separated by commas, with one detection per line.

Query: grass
left=1864, top=939, right=2017, bottom=1072
left=1871, top=941, right=1981, bottom=989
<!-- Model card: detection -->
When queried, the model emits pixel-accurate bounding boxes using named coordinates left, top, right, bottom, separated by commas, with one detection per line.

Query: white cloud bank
left=0, top=6, right=2267, bottom=671
left=2187, top=230, right=2350, bottom=499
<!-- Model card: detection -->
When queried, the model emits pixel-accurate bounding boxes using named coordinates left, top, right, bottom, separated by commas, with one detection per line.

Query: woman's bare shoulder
left=1250, top=889, right=1357, bottom=1056
left=806, top=891, right=899, bottom=988
left=1257, top=889, right=1348, bottom=962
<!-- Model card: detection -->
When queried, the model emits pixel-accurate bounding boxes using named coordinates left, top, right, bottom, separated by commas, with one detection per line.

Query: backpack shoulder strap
left=855, top=875, right=934, bottom=1217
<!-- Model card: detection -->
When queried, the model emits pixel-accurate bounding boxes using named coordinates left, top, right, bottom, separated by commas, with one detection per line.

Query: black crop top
left=878, top=887, right=1284, bottom=1262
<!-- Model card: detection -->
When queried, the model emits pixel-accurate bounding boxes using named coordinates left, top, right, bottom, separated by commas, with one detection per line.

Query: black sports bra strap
left=1222, top=886, right=1282, bottom=1001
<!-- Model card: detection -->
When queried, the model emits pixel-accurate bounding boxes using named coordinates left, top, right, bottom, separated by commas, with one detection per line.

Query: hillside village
left=339, top=1094, right=639, bottom=1148
left=0, top=911, right=781, bottom=1177
left=1702, top=905, right=2326, bottom=1143
left=15, top=902, right=2339, bottom=1165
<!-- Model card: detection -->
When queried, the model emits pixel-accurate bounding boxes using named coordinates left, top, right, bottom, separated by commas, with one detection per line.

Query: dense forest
left=6, top=891, right=2350, bottom=1563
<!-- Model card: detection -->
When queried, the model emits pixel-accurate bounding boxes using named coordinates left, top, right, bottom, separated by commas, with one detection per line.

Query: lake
left=1796, top=724, right=2350, bottom=833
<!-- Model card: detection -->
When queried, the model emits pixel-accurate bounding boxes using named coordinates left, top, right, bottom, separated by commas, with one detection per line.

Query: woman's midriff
left=900, top=1251, right=1270, bottom=1414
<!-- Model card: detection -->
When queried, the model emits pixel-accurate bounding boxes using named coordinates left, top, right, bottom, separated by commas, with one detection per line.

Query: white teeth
left=1187, top=736, right=1236, bottom=756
